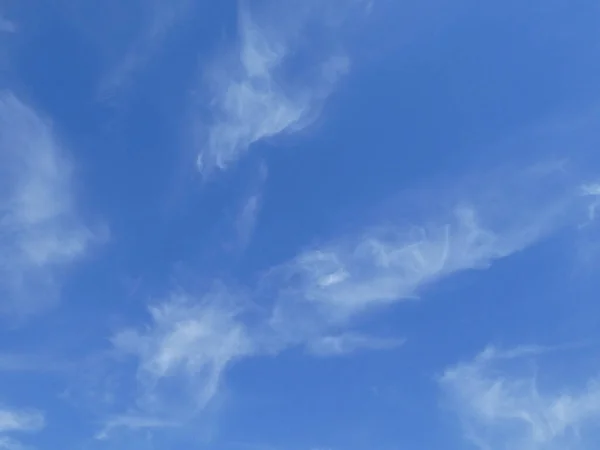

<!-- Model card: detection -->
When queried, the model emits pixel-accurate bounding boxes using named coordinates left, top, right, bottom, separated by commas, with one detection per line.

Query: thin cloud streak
left=306, top=333, right=404, bottom=357
left=95, top=415, right=178, bottom=440
left=0, top=436, right=28, bottom=450
left=97, top=0, right=193, bottom=99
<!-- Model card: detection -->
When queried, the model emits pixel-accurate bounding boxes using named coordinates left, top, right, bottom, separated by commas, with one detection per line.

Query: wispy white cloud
left=0, top=407, right=43, bottom=450
left=306, top=333, right=404, bottom=357
left=197, top=4, right=350, bottom=175
left=104, top=284, right=402, bottom=435
left=265, top=162, right=589, bottom=326
left=268, top=206, right=547, bottom=326
left=235, top=164, right=268, bottom=249
left=0, top=436, right=29, bottom=450
left=0, top=92, right=98, bottom=315
left=103, top=160, right=594, bottom=439
left=111, top=290, right=255, bottom=415
left=0, top=408, right=44, bottom=433
left=0, top=353, right=72, bottom=373
left=440, top=346, right=600, bottom=450
left=237, top=194, right=262, bottom=248
left=95, top=414, right=178, bottom=440
left=580, top=182, right=600, bottom=223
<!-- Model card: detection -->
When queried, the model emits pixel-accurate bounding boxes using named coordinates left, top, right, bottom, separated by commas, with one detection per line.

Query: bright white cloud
left=197, top=5, right=350, bottom=175
left=440, top=346, right=600, bottom=450
left=0, top=92, right=97, bottom=315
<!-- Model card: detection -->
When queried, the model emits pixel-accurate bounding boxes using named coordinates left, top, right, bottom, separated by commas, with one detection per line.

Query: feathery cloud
left=265, top=161, right=591, bottom=327
left=0, top=92, right=97, bottom=316
left=0, top=93, right=96, bottom=314
left=0, top=409, right=43, bottom=433
left=0, top=408, right=43, bottom=450
left=104, top=160, right=593, bottom=438
left=197, top=4, right=350, bottom=175
left=236, top=194, right=262, bottom=248
left=95, top=414, right=178, bottom=440
left=440, top=346, right=600, bottom=450
left=235, top=164, right=268, bottom=249
left=0, top=437, right=30, bottom=450
left=268, top=205, right=551, bottom=328
left=112, top=291, right=255, bottom=416
left=580, top=182, right=600, bottom=223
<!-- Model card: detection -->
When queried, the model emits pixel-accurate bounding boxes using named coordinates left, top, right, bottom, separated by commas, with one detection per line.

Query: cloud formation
left=265, top=160, right=593, bottom=331
left=102, top=159, right=595, bottom=440
left=270, top=207, right=520, bottom=324
left=440, top=346, right=600, bottom=450
left=0, top=93, right=97, bottom=315
left=197, top=4, right=349, bottom=175
left=581, top=182, right=600, bottom=223
left=306, top=333, right=404, bottom=357
left=95, top=414, right=178, bottom=440
left=0, top=407, right=44, bottom=450
left=235, top=164, right=268, bottom=249
left=112, top=290, right=255, bottom=416
left=0, top=409, right=43, bottom=433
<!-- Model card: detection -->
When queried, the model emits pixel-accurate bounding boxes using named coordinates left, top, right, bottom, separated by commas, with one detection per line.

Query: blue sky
left=1, top=1, right=600, bottom=449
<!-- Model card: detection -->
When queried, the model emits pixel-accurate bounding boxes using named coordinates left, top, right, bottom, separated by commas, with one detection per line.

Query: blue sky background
left=1, top=1, right=600, bottom=449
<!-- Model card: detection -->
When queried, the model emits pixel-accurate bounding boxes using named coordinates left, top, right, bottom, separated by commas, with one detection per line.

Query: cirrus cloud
left=0, top=92, right=101, bottom=316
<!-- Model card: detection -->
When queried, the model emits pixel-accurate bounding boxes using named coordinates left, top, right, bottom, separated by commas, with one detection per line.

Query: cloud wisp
left=440, top=345, right=600, bottom=450
left=96, top=0, right=193, bottom=99
left=0, top=92, right=97, bottom=316
left=0, top=407, right=44, bottom=450
left=0, top=409, right=44, bottom=433
left=234, top=163, right=268, bottom=250
left=268, top=206, right=523, bottom=325
left=102, top=282, right=402, bottom=438
left=107, top=289, right=255, bottom=433
left=100, top=160, right=595, bottom=440
left=95, top=414, right=178, bottom=441
left=196, top=4, right=350, bottom=176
